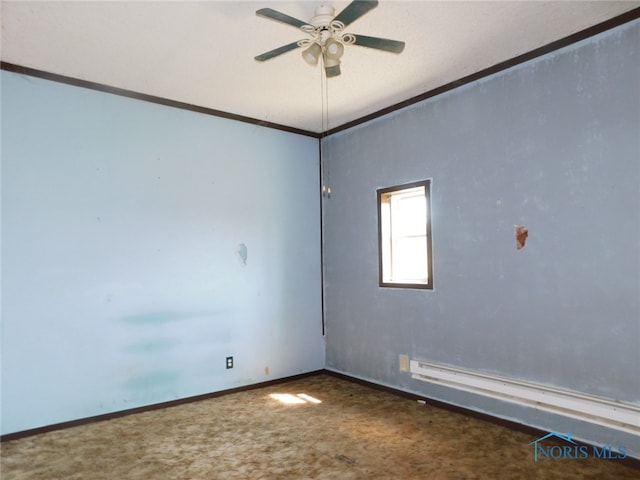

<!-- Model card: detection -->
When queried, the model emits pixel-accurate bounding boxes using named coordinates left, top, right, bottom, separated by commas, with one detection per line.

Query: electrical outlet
left=226, top=356, right=234, bottom=369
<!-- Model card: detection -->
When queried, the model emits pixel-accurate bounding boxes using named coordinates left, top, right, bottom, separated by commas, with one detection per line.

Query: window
left=377, top=180, right=433, bottom=289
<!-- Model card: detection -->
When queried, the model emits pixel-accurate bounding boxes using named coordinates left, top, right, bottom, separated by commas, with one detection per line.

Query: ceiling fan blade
left=256, top=8, right=312, bottom=29
left=255, top=42, right=302, bottom=62
left=333, top=1, right=379, bottom=28
left=351, top=34, right=405, bottom=53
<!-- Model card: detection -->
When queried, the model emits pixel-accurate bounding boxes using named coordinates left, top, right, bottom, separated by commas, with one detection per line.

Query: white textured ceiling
left=2, top=1, right=638, bottom=133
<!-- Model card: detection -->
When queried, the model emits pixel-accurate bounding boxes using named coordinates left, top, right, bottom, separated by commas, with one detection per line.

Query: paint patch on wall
left=515, top=225, right=529, bottom=250
left=237, top=243, right=248, bottom=266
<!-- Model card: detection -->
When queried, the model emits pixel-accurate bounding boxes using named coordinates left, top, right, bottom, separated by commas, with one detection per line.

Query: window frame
left=377, top=179, right=433, bottom=290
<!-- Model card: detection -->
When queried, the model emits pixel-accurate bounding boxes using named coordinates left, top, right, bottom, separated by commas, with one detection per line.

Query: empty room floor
left=2, top=373, right=638, bottom=479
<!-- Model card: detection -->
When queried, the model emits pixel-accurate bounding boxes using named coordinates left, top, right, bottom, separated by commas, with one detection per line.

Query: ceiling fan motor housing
left=310, top=5, right=336, bottom=28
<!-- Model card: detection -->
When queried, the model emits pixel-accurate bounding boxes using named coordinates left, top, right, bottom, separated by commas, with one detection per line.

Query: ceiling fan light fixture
left=325, top=64, right=341, bottom=77
left=323, top=52, right=341, bottom=77
left=324, top=37, right=344, bottom=59
left=302, top=42, right=322, bottom=66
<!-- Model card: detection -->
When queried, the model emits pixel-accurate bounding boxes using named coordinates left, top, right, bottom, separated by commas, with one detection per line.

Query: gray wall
left=1, top=72, right=324, bottom=434
left=323, top=20, right=639, bottom=451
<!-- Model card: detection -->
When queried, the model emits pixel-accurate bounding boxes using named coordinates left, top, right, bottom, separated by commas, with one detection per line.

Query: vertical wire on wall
left=320, top=64, right=328, bottom=197
left=322, top=69, right=330, bottom=199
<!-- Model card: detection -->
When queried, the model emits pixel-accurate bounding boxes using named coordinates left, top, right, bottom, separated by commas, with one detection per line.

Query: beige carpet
left=1, top=373, right=638, bottom=479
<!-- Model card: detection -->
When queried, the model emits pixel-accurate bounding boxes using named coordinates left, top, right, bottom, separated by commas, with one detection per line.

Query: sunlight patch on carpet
left=270, top=393, right=322, bottom=405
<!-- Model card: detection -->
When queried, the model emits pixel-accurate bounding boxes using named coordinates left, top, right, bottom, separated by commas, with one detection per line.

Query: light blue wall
left=1, top=71, right=324, bottom=434
left=323, top=21, right=639, bottom=451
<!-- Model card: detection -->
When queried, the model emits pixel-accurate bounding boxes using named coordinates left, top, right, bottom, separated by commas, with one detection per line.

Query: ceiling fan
left=254, top=0, right=405, bottom=78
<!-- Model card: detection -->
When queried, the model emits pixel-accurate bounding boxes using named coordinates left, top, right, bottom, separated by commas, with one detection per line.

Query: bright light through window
left=378, top=180, right=433, bottom=289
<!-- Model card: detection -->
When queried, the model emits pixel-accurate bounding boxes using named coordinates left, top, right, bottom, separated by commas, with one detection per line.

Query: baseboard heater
left=410, top=360, right=640, bottom=436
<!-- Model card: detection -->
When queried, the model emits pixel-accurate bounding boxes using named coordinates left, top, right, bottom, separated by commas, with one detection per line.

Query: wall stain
left=123, top=370, right=180, bottom=390
left=237, top=243, right=248, bottom=266
left=122, top=338, right=178, bottom=354
left=119, top=310, right=227, bottom=325
left=121, top=312, right=186, bottom=325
